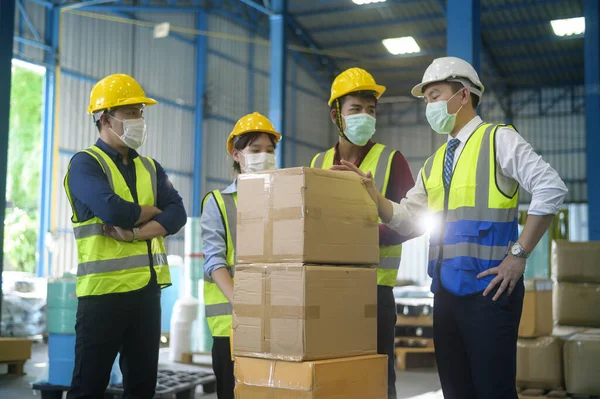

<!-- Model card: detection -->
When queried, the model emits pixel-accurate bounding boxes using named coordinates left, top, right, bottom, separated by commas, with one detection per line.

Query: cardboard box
left=234, top=355, right=388, bottom=398
left=516, top=336, right=564, bottom=390
left=0, top=338, right=32, bottom=362
left=552, top=325, right=589, bottom=339
left=233, top=264, right=377, bottom=361
left=236, top=167, right=379, bottom=265
left=563, top=333, right=600, bottom=395
left=552, top=240, right=600, bottom=283
left=553, top=282, right=600, bottom=327
left=519, top=279, right=553, bottom=338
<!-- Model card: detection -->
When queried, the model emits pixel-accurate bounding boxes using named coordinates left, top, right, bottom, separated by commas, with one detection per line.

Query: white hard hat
left=411, top=56, right=485, bottom=100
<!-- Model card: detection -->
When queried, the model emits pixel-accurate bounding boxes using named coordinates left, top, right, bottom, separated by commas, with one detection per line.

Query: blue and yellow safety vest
left=421, top=123, right=519, bottom=296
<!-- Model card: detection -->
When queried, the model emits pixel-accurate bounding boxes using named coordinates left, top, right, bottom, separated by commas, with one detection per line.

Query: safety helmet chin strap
left=335, top=99, right=349, bottom=141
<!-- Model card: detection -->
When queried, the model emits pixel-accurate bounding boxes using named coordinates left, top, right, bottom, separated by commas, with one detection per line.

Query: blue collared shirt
left=66, top=139, right=187, bottom=235
left=201, top=180, right=236, bottom=277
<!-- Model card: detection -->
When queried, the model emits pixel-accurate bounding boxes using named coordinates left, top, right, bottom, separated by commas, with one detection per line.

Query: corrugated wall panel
left=511, top=86, right=585, bottom=203
left=60, top=12, right=134, bottom=78
left=132, top=23, right=196, bottom=107
left=52, top=10, right=196, bottom=276
left=13, top=2, right=46, bottom=65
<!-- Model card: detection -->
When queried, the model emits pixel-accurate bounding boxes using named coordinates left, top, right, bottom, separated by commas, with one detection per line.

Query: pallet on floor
left=0, top=359, right=26, bottom=376
left=179, top=351, right=212, bottom=367
left=394, top=346, right=436, bottom=370
left=517, top=388, right=598, bottom=398
left=32, top=369, right=217, bottom=398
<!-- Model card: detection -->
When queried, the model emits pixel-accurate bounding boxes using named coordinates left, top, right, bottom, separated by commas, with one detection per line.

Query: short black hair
left=94, top=109, right=115, bottom=132
left=330, top=90, right=378, bottom=111
left=232, top=132, right=278, bottom=173
left=448, top=82, right=480, bottom=108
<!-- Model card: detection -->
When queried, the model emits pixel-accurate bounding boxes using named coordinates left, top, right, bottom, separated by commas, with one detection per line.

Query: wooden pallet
left=179, top=352, right=212, bottom=367
left=394, top=346, right=436, bottom=370
left=518, top=388, right=598, bottom=398
left=394, top=337, right=434, bottom=348
left=396, top=315, right=433, bottom=327
left=0, top=359, right=26, bottom=376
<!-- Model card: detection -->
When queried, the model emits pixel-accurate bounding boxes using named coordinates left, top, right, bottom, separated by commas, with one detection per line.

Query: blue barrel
left=47, top=276, right=78, bottom=335
left=48, top=334, right=76, bottom=386
left=160, top=259, right=182, bottom=333
left=48, top=334, right=121, bottom=386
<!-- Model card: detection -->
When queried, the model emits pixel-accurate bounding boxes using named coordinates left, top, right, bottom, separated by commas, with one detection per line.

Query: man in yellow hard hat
left=334, top=57, right=568, bottom=399
left=201, top=112, right=281, bottom=398
left=64, top=73, right=187, bottom=398
left=311, top=67, right=416, bottom=399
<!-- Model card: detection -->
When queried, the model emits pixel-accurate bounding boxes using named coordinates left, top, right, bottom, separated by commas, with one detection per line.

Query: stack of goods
left=516, top=279, right=562, bottom=392
left=1, top=271, right=46, bottom=337
left=551, top=240, right=600, bottom=396
left=232, top=167, right=388, bottom=398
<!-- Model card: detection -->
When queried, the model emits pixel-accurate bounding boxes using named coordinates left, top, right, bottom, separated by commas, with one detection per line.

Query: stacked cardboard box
left=550, top=240, right=600, bottom=396
left=232, top=167, right=388, bottom=398
left=516, top=279, right=562, bottom=390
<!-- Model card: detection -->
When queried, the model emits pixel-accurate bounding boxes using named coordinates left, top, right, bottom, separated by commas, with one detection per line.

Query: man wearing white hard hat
left=333, top=56, right=568, bottom=399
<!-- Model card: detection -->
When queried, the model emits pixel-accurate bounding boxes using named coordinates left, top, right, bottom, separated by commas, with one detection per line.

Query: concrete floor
left=0, top=341, right=442, bottom=398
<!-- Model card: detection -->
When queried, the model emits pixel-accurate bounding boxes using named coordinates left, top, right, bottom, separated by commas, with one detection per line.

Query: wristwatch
left=510, top=242, right=530, bottom=259
left=132, top=227, right=140, bottom=242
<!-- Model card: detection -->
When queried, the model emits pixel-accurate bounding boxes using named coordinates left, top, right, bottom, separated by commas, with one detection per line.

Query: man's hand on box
left=331, top=160, right=379, bottom=204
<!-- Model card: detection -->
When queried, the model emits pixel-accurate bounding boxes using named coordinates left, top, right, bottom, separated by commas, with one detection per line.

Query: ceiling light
left=353, top=0, right=387, bottom=5
left=551, top=17, right=585, bottom=37
left=382, top=36, right=421, bottom=55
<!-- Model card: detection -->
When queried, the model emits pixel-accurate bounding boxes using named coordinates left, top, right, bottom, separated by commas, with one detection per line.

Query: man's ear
left=330, top=108, right=337, bottom=124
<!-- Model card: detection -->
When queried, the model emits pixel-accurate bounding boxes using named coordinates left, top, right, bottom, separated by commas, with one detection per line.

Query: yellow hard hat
left=87, top=73, right=157, bottom=114
left=328, top=67, right=386, bottom=106
left=227, top=112, right=282, bottom=155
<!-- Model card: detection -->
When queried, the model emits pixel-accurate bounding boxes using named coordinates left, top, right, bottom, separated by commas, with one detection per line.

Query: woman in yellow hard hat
left=199, top=112, right=281, bottom=399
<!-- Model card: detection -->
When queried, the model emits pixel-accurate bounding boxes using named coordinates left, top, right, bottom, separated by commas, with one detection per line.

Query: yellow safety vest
left=311, top=143, right=402, bottom=287
left=64, top=145, right=170, bottom=297
left=201, top=190, right=237, bottom=337
left=421, top=123, right=519, bottom=296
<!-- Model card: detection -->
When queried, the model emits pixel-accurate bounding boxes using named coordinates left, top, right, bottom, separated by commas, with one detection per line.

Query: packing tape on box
left=238, top=173, right=378, bottom=263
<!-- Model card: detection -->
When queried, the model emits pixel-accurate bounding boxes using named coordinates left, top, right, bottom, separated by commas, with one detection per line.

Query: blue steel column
left=446, top=0, right=481, bottom=73
left=0, top=0, right=16, bottom=334
left=192, top=9, right=207, bottom=217
left=36, top=6, right=59, bottom=276
left=585, top=0, right=600, bottom=240
left=269, top=0, right=287, bottom=168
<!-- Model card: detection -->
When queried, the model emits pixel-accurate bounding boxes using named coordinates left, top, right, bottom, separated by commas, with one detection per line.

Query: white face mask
left=425, top=90, right=464, bottom=135
left=241, top=152, right=276, bottom=173
left=342, top=113, right=376, bottom=146
left=109, top=116, right=147, bottom=149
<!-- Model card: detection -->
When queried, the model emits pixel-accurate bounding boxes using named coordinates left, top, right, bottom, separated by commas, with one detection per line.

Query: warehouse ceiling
left=38, top=0, right=586, bottom=98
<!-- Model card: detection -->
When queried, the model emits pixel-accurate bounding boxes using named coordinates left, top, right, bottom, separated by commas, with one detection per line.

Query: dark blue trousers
left=433, top=279, right=524, bottom=399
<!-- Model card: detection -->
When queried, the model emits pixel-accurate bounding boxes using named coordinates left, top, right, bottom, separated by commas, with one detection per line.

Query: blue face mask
left=425, top=90, right=464, bottom=135
left=343, top=113, right=376, bottom=146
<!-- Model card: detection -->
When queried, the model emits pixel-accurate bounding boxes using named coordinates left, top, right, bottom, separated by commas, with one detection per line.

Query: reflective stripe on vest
left=202, top=189, right=237, bottom=337
left=311, top=144, right=402, bottom=287
left=63, top=145, right=170, bottom=297
left=422, top=123, right=519, bottom=296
